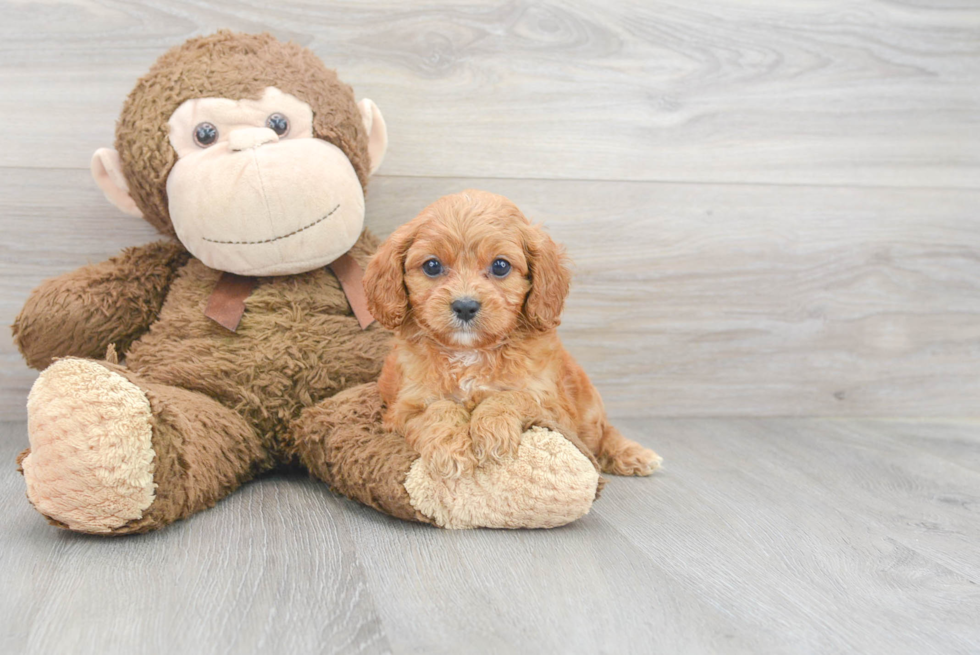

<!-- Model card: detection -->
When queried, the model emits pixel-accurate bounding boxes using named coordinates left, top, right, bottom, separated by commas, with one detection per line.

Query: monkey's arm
left=12, top=240, right=190, bottom=370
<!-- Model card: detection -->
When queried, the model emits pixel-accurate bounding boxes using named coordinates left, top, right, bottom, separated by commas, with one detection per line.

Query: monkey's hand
left=13, top=240, right=188, bottom=370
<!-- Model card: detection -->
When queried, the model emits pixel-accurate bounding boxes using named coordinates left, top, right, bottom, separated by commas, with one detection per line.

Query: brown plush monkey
left=12, top=31, right=600, bottom=534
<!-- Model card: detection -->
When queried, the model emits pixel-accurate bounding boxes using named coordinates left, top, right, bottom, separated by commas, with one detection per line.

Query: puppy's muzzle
left=451, top=298, right=481, bottom=323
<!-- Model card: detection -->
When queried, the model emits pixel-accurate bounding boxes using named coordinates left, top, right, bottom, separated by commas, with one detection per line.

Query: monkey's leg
left=286, top=382, right=602, bottom=529
left=287, top=382, right=430, bottom=523
left=19, top=358, right=271, bottom=534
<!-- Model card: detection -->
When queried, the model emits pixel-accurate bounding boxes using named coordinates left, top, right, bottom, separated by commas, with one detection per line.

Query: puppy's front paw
left=469, top=412, right=523, bottom=466
left=415, top=428, right=478, bottom=479
left=599, top=442, right=662, bottom=477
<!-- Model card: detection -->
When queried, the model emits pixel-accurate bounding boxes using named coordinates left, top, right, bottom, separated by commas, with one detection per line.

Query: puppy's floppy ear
left=522, top=223, right=571, bottom=331
left=364, top=221, right=418, bottom=330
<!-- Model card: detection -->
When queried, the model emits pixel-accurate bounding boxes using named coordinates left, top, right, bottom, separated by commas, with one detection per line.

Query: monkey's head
left=91, top=31, right=387, bottom=276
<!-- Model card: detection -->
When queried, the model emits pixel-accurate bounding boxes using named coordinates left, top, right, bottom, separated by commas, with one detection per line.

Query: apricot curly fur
left=365, top=190, right=661, bottom=479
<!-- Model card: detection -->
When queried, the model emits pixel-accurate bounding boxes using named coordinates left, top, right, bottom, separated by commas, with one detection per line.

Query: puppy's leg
left=563, top=353, right=661, bottom=477
left=404, top=400, right=476, bottom=478
left=596, top=424, right=662, bottom=476
left=469, top=391, right=558, bottom=465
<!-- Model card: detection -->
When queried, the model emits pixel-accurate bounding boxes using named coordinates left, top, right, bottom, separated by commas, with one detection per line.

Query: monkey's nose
left=451, top=298, right=481, bottom=323
left=228, top=127, right=279, bottom=151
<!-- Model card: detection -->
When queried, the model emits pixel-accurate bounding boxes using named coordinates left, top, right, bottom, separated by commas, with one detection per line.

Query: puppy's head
left=365, top=190, right=570, bottom=348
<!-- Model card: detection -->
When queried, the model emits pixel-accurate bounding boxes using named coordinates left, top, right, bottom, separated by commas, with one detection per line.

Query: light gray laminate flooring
left=2, top=418, right=979, bottom=654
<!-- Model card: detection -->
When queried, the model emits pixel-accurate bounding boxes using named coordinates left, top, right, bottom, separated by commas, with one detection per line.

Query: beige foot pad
left=22, top=359, right=156, bottom=533
left=405, top=426, right=600, bottom=529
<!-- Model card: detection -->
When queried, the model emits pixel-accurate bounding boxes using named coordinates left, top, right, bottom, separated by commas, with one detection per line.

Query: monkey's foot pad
left=404, top=426, right=599, bottom=529
left=22, top=358, right=156, bottom=533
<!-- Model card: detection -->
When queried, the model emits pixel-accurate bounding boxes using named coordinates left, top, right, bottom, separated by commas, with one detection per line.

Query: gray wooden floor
left=2, top=1, right=979, bottom=654
left=2, top=418, right=979, bottom=654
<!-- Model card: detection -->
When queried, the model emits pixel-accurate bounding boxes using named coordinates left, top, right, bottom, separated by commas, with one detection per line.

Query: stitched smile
left=202, top=204, right=341, bottom=245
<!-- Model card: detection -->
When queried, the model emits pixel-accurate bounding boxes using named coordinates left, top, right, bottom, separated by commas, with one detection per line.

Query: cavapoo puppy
left=364, top=190, right=661, bottom=479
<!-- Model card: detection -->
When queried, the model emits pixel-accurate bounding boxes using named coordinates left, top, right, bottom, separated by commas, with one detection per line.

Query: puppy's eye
left=422, top=258, right=443, bottom=277
left=266, top=113, right=289, bottom=137
left=193, top=122, right=219, bottom=147
left=490, top=259, right=512, bottom=278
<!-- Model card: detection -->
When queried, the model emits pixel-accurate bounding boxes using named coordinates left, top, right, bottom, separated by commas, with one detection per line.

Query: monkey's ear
left=358, top=99, right=388, bottom=176
left=91, top=148, right=143, bottom=218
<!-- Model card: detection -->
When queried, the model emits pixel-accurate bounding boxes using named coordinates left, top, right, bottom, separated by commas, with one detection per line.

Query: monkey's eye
left=266, top=113, right=289, bottom=137
left=193, top=122, right=218, bottom=148
left=422, top=259, right=443, bottom=277
left=490, top=259, right=512, bottom=278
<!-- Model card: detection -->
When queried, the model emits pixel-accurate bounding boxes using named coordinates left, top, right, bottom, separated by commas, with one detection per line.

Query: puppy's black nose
left=451, top=298, right=481, bottom=323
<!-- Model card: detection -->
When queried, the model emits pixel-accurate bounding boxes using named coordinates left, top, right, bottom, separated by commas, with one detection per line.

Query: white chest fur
left=446, top=349, right=498, bottom=402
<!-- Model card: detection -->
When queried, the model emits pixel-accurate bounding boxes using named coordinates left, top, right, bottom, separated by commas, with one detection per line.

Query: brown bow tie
left=203, top=252, right=375, bottom=332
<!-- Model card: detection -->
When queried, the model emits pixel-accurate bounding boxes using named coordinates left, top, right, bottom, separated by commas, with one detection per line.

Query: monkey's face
left=158, top=87, right=365, bottom=276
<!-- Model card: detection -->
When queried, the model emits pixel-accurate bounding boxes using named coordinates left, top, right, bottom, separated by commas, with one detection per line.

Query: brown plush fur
left=15, top=231, right=409, bottom=533
left=12, top=241, right=189, bottom=370
left=117, top=30, right=372, bottom=235
left=11, top=32, right=424, bottom=533
left=123, top=232, right=390, bottom=459
left=97, top=360, right=273, bottom=534
left=365, top=190, right=661, bottom=479
left=286, top=382, right=430, bottom=523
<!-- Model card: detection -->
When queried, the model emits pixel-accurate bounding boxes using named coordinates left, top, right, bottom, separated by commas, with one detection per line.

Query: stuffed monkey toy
left=12, top=31, right=600, bottom=534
